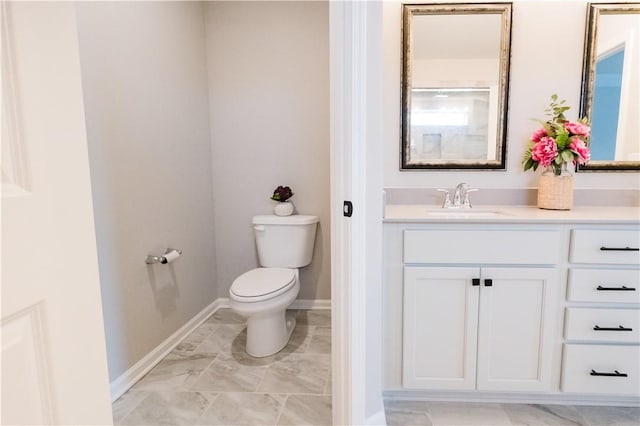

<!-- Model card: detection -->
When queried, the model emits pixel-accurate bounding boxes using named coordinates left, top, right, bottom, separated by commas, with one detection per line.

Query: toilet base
left=246, top=312, right=296, bottom=357
left=229, top=271, right=300, bottom=358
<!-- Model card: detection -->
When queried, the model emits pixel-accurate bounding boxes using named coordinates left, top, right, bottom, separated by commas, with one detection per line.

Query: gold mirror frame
left=401, top=3, right=513, bottom=170
left=579, top=2, right=640, bottom=171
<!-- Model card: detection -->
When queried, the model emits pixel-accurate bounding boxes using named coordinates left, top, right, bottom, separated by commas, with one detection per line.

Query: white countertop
left=384, top=204, right=640, bottom=224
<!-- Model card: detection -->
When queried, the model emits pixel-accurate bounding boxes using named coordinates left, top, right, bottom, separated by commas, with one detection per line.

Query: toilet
left=229, top=214, right=319, bottom=357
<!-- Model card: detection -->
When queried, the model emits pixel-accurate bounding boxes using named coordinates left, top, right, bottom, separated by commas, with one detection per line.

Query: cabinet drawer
left=403, top=229, right=560, bottom=264
left=562, top=344, right=640, bottom=395
left=570, top=230, right=640, bottom=264
left=565, top=308, right=640, bottom=343
left=568, top=269, right=640, bottom=303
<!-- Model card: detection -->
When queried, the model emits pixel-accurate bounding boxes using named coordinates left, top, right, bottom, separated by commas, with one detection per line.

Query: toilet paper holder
left=145, top=248, right=183, bottom=265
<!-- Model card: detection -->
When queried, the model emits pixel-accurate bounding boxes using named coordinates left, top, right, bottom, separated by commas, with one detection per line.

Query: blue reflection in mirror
left=591, top=46, right=624, bottom=160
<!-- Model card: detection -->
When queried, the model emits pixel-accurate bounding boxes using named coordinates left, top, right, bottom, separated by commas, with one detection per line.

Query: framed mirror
left=401, top=3, right=512, bottom=170
left=579, top=3, right=640, bottom=171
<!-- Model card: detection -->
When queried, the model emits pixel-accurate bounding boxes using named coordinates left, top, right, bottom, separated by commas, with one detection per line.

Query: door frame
left=330, top=1, right=385, bottom=424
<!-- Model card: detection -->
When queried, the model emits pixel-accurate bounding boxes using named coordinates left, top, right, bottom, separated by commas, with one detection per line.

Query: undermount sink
left=425, top=209, right=508, bottom=218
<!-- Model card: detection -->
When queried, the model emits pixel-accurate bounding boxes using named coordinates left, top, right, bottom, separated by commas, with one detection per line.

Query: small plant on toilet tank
left=271, top=185, right=294, bottom=202
left=271, top=185, right=294, bottom=216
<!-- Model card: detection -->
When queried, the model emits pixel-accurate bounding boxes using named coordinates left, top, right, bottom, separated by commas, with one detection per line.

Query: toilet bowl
left=228, top=214, right=318, bottom=357
left=229, top=268, right=299, bottom=357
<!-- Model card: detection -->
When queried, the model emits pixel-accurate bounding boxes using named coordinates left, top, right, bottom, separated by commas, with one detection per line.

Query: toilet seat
left=230, top=268, right=296, bottom=302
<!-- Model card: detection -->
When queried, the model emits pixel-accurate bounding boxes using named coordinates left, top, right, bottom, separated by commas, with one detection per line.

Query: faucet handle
left=463, top=188, right=479, bottom=208
left=436, top=189, right=451, bottom=208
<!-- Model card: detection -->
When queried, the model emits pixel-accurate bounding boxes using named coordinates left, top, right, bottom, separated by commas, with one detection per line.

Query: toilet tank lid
left=253, top=215, right=319, bottom=225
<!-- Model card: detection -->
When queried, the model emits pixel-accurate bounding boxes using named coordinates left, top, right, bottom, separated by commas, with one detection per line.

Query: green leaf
left=523, top=157, right=535, bottom=171
left=543, top=122, right=555, bottom=137
left=554, top=156, right=563, bottom=165
left=556, top=132, right=569, bottom=150
left=561, top=150, right=574, bottom=163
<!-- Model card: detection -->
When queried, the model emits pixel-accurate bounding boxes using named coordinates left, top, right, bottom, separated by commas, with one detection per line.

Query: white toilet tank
left=252, top=215, right=319, bottom=268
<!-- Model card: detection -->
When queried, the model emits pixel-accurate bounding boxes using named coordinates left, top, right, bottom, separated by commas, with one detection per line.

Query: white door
left=403, top=267, right=480, bottom=390
left=477, top=267, right=557, bottom=392
left=1, top=2, right=112, bottom=424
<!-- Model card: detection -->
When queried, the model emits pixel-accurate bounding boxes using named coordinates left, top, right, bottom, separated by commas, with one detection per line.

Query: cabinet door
left=403, top=267, right=479, bottom=390
left=477, top=268, right=557, bottom=392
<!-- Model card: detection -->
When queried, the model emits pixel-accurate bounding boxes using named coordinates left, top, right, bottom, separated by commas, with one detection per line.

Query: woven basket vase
left=537, top=172, right=574, bottom=210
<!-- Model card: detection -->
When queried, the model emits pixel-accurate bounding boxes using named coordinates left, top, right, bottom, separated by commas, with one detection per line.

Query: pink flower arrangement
left=523, top=95, right=591, bottom=175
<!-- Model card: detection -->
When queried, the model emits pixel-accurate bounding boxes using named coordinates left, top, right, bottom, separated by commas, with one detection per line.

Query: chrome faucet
left=453, top=183, right=469, bottom=207
left=437, top=183, right=479, bottom=209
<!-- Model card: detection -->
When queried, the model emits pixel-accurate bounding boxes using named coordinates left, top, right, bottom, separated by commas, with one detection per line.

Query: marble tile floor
left=112, top=308, right=332, bottom=426
left=384, top=399, right=640, bottom=426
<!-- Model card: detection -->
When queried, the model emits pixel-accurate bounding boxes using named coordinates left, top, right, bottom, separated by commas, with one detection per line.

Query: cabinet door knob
left=484, top=279, right=493, bottom=287
left=472, top=278, right=480, bottom=286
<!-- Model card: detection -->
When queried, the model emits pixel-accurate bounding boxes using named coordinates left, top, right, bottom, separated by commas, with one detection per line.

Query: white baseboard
left=216, top=297, right=331, bottom=310
left=291, top=298, right=331, bottom=310
left=365, top=409, right=387, bottom=425
left=109, top=298, right=223, bottom=401
left=383, top=390, right=640, bottom=407
left=109, top=297, right=331, bottom=401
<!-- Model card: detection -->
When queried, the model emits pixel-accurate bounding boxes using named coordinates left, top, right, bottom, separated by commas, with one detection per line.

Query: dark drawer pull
left=590, top=369, right=628, bottom=377
left=472, top=278, right=480, bottom=286
left=593, top=325, right=633, bottom=332
left=484, top=279, right=493, bottom=287
left=600, top=246, right=639, bottom=252
left=597, top=285, right=636, bottom=292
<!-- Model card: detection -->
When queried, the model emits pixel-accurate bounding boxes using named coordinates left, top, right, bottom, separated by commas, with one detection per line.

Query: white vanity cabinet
left=404, top=266, right=557, bottom=392
left=562, top=229, right=640, bottom=396
left=402, top=228, right=560, bottom=393
left=384, top=207, right=640, bottom=404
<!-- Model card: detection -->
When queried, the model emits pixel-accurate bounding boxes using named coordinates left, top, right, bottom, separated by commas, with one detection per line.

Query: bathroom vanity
left=383, top=205, right=640, bottom=405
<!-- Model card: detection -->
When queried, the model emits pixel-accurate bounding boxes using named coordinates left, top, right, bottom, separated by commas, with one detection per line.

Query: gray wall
left=76, top=1, right=218, bottom=381
left=205, top=1, right=331, bottom=300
